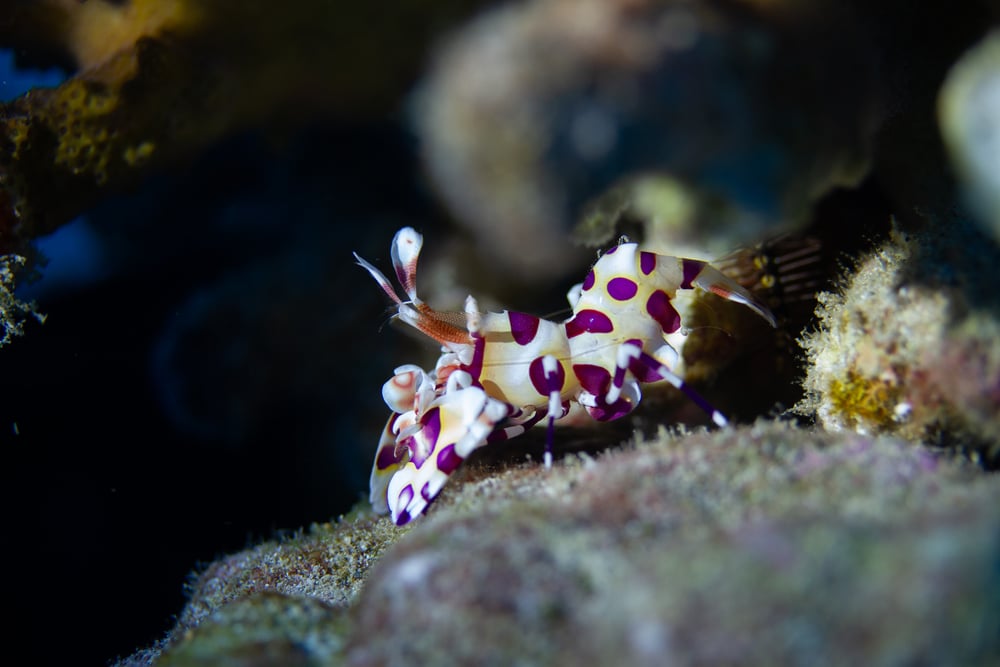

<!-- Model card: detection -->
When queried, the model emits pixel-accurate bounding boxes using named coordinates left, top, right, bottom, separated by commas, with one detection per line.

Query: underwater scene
left=3, top=1, right=1000, bottom=664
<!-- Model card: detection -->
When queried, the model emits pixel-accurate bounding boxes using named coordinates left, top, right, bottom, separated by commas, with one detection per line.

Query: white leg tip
left=544, top=451, right=553, bottom=469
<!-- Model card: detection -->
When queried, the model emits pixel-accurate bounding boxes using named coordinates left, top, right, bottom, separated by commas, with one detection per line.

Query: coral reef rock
left=0, top=0, right=488, bottom=254
left=0, top=253, right=43, bottom=346
left=798, top=219, right=1000, bottom=461
left=119, top=421, right=1000, bottom=666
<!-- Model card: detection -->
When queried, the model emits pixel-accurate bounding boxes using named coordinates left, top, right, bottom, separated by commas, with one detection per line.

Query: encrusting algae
left=797, top=222, right=1000, bottom=462
left=0, top=254, right=43, bottom=346
left=117, top=422, right=1000, bottom=666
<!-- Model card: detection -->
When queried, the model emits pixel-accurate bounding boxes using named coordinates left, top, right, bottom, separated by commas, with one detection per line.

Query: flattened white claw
left=391, top=227, right=424, bottom=302
left=382, top=386, right=509, bottom=524
left=391, top=227, right=423, bottom=268
left=387, top=472, right=426, bottom=526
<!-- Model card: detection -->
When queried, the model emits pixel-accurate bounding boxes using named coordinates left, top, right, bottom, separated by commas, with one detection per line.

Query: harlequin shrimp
left=355, top=228, right=776, bottom=524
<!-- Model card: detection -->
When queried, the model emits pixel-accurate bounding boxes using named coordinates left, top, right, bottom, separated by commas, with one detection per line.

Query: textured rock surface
left=119, top=421, right=1000, bottom=665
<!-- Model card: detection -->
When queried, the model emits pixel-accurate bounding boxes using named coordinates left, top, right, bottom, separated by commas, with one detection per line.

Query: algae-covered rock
left=797, top=219, right=1000, bottom=461
left=157, top=593, right=348, bottom=667
left=120, top=422, right=1000, bottom=666
left=117, top=512, right=403, bottom=666
left=0, top=0, right=489, bottom=254
left=0, top=253, right=44, bottom=346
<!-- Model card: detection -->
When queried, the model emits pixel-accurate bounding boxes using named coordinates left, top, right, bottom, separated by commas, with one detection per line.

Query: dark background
left=1, top=104, right=434, bottom=663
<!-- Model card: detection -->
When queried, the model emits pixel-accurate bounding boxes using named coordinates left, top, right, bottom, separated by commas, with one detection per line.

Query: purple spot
left=377, top=443, right=404, bottom=471
left=436, top=443, right=463, bottom=475
left=646, top=290, right=681, bottom=333
left=508, top=311, right=540, bottom=346
left=633, top=366, right=663, bottom=383
left=627, top=343, right=665, bottom=383
left=608, top=277, right=638, bottom=301
left=680, top=259, right=703, bottom=289
left=529, top=356, right=565, bottom=396
left=422, top=408, right=441, bottom=445
left=586, top=398, right=635, bottom=422
left=582, top=270, right=595, bottom=291
left=421, top=482, right=434, bottom=501
left=395, top=509, right=412, bottom=525
left=396, top=484, right=414, bottom=518
left=411, top=408, right=441, bottom=469
left=565, top=309, right=614, bottom=338
left=606, top=245, right=619, bottom=255
left=640, top=251, right=656, bottom=275
left=573, top=364, right=611, bottom=395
